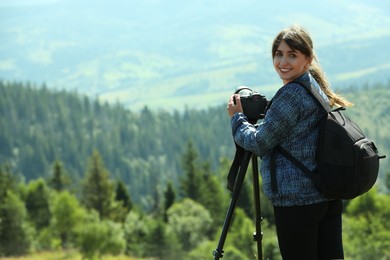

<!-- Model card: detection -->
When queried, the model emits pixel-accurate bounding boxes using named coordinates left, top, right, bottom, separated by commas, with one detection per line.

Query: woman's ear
left=305, top=57, right=313, bottom=70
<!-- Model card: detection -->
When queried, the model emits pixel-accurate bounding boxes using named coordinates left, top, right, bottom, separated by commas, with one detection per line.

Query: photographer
left=227, top=25, right=351, bottom=259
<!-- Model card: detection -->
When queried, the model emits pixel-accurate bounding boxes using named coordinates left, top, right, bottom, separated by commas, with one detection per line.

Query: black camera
left=234, top=86, right=268, bottom=123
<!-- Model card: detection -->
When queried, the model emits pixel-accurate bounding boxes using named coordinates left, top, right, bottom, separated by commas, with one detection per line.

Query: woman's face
left=273, top=40, right=312, bottom=84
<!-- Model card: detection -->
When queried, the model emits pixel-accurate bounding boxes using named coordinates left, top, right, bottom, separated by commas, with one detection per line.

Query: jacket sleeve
left=231, top=83, right=305, bottom=157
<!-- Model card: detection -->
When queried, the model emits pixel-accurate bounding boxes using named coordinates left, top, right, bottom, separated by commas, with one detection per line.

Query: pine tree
left=163, top=182, right=176, bottom=222
left=81, top=150, right=114, bottom=219
left=0, top=164, right=15, bottom=204
left=197, top=163, right=227, bottom=233
left=113, top=180, right=133, bottom=222
left=114, top=180, right=132, bottom=210
left=164, top=181, right=176, bottom=211
left=48, top=160, right=70, bottom=192
left=180, top=141, right=202, bottom=200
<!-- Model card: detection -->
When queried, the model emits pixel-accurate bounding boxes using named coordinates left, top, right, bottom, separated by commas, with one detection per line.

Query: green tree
left=197, top=163, right=227, bottom=234
left=123, top=210, right=152, bottom=257
left=0, top=164, right=16, bottom=204
left=77, top=211, right=125, bottom=259
left=48, top=160, right=70, bottom=192
left=25, top=178, right=51, bottom=230
left=226, top=208, right=256, bottom=259
left=114, top=180, right=132, bottom=209
left=237, top=176, right=255, bottom=218
left=163, top=181, right=176, bottom=221
left=81, top=150, right=114, bottom=219
left=0, top=191, right=33, bottom=256
left=51, top=191, right=86, bottom=249
left=344, top=188, right=390, bottom=259
left=111, top=180, right=132, bottom=222
left=166, top=198, right=213, bottom=251
left=148, top=218, right=184, bottom=259
left=180, top=141, right=202, bottom=200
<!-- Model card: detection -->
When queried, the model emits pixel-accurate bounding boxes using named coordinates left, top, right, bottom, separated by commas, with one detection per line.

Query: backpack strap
left=270, top=80, right=326, bottom=193
left=271, top=146, right=317, bottom=193
left=293, top=80, right=333, bottom=113
left=276, top=146, right=315, bottom=178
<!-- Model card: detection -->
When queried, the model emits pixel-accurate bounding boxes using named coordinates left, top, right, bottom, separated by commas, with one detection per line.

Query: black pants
left=274, top=200, right=344, bottom=260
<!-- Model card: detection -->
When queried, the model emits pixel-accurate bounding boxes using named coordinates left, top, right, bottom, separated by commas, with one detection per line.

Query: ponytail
left=310, top=58, right=353, bottom=108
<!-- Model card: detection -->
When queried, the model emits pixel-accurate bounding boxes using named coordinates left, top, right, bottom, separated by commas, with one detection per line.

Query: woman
left=227, top=25, right=351, bottom=259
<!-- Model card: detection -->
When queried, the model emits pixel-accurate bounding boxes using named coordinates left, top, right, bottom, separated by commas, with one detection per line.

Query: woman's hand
left=227, top=94, right=243, bottom=118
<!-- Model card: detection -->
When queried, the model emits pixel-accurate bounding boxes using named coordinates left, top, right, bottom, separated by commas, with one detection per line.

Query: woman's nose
left=280, top=56, right=288, bottom=66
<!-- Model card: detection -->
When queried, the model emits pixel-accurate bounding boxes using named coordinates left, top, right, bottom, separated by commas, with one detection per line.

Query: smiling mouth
left=280, top=68, right=292, bottom=73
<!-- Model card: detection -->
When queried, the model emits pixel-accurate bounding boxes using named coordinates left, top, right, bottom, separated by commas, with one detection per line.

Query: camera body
left=234, top=86, right=268, bottom=123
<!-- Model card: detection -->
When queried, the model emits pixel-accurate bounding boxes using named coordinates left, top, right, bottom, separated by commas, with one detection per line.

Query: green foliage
left=81, top=150, right=115, bottom=219
left=344, top=188, right=390, bottom=259
left=0, top=191, right=33, bottom=256
left=147, top=218, right=184, bottom=259
left=76, top=211, right=125, bottom=259
left=0, top=80, right=234, bottom=209
left=123, top=210, right=154, bottom=257
left=166, top=198, right=213, bottom=251
left=34, top=227, right=61, bottom=251
left=0, top=164, right=16, bottom=204
left=111, top=180, right=132, bottom=223
left=114, top=180, right=132, bottom=210
left=343, top=84, right=390, bottom=189
left=261, top=219, right=282, bottom=260
left=225, top=208, right=256, bottom=259
left=1, top=80, right=388, bottom=211
left=25, top=178, right=51, bottom=230
left=48, top=160, right=70, bottom=192
left=0, top=81, right=389, bottom=258
left=51, top=191, right=86, bottom=249
left=163, top=181, right=176, bottom=221
left=180, top=140, right=202, bottom=199
left=344, top=215, right=390, bottom=260
left=197, top=168, right=228, bottom=233
left=180, top=141, right=228, bottom=232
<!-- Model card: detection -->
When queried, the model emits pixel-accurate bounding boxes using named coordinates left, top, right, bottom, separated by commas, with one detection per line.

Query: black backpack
left=274, top=81, right=386, bottom=200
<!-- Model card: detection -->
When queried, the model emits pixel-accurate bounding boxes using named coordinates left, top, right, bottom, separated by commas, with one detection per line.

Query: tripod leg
left=251, top=155, right=263, bottom=260
left=213, top=151, right=252, bottom=259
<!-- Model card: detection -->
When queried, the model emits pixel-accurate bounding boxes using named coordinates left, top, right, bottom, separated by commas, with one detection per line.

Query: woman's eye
left=289, top=54, right=297, bottom=58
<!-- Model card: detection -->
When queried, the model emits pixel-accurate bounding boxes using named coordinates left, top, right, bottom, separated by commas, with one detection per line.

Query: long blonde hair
left=272, top=25, right=352, bottom=107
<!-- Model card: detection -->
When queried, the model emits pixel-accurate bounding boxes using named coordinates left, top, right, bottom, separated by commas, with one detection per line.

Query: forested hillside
left=0, top=80, right=389, bottom=207
left=0, top=80, right=235, bottom=208
left=0, top=80, right=390, bottom=259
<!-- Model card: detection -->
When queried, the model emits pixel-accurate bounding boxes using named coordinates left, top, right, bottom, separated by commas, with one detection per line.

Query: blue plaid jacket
left=231, top=72, right=331, bottom=206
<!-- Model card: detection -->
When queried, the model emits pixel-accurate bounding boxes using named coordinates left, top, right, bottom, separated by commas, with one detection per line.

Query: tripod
left=213, top=147, right=263, bottom=259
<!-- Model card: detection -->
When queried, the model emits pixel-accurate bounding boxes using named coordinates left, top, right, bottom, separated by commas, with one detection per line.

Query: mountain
left=0, top=0, right=389, bottom=110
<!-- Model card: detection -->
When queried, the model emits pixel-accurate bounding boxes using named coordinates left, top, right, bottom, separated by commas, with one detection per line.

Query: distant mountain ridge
left=1, top=0, right=389, bottom=110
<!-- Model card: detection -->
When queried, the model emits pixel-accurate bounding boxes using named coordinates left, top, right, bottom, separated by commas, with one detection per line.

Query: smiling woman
left=226, top=25, right=353, bottom=259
